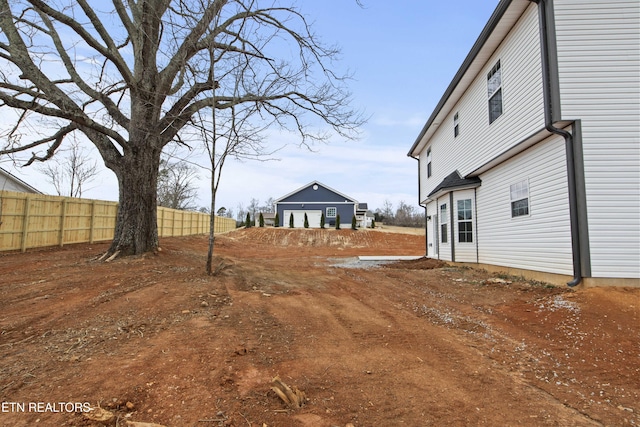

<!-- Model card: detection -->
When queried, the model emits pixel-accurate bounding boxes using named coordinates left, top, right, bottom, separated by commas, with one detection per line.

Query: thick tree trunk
left=105, top=150, right=161, bottom=258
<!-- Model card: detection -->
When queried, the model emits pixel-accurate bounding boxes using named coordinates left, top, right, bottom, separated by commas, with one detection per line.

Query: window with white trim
left=487, top=60, right=503, bottom=124
left=326, top=207, right=337, bottom=218
left=426, top=147, right=432, bottom=178
left=440, top=203, right=448, bottom=243
left=457, top=199, right=473, bottom=243
left=510, top=180, right=529, bottom=217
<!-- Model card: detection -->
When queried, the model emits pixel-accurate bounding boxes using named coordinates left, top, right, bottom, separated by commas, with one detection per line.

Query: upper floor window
left=487, top=60, right=503, bottom=124
left=454, top=112, right=460, bottom=138
left=426, top=148, right=432, bottom=178
left=510, top=180, right=529, bottom=217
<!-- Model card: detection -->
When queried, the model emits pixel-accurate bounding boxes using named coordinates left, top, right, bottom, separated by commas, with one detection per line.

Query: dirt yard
left=0, top=228, right=638, bottom=427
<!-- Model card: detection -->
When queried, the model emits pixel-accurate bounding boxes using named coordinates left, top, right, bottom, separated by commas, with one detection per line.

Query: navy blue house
left=274, top=181, right=360, bottom=228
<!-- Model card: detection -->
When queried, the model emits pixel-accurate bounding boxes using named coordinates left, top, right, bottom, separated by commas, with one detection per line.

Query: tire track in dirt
left=221, top=254, right=604, bottom=426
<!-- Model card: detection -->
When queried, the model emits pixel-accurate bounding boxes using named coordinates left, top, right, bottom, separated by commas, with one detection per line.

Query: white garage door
left=283, top=210, right=322, bottom=228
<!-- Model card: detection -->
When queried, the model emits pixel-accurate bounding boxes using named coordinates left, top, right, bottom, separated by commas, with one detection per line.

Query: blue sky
left=2, top=0, right=500, bottom=216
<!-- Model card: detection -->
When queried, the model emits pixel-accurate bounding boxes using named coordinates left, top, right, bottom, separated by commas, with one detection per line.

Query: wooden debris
left=126, top=421, right=168, bottom=427
left=270, top=376, right=306, bottom=409
left=83, top=407, right=114, bottom=424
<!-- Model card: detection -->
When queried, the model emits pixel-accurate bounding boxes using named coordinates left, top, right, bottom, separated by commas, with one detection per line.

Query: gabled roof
left=408, top=0, right=530, bottom=158
left=0, top=166, right=42, bottom=193
left=275, top=180, right=357, bottom=203
left=428, top=170, right=481, bottom=199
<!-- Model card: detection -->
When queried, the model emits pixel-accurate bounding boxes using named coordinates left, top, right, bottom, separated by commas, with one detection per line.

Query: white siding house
left=409, top=0, right=639, bottom=287
left=0, top=167, right=41, bottom=193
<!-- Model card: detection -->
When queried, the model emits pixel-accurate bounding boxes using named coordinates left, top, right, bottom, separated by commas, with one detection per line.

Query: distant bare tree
left=236, top=203, right=246, bottom=223
left=375, top=200, right=425, bottom=227
left=394, top=201, right=418, bottom=227
left=157, top=159, right=199, bottom=210
left=38, top=140, right=98, bottom=198
left=247, top=198, right=261, bottom=223
left=381, top=200, right=393, bottom=222
left=261, top=197, right=275, bottom=213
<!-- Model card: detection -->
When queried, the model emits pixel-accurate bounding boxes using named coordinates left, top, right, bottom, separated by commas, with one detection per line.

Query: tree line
left=220, top=197, right=425, bottom=228
left=374, top=200, right=426, bottom=228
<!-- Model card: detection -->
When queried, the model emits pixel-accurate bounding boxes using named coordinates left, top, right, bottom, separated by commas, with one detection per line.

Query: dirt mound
left=384, top=257, right=447, bottom=270
left=223, top=227, right=424, bottom=254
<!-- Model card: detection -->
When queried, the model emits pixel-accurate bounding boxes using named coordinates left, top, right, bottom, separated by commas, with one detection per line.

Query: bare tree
left=261, top=197, right=275, bottom=213
left=38, top=140, right=98, bottom=198
left=0, top=0, right=364, bottom=259
left=378, top=199, right=395, bottom=223
left=394, top=200, right=418, bottom=227
left=247, top=198, right=260, bottom=223
left=157, top=158, right=199, bottom=210
left=199, top=48, right=276, bottom=274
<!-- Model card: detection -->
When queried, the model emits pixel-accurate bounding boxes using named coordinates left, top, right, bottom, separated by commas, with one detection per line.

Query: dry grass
left=371, top=224, right=425, bottom=235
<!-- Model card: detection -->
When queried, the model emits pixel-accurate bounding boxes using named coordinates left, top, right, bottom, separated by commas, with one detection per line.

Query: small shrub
left=274, top=212, right=280, bottom=227
left=320, top=213, right=325, bottom=229
left=289, top=213, right=294, bottom=228
left=371, top=220, right=376, bottom=229
left=351, top=215, right=357, bottom=230
left=245, top=212, right=252, bottom=228
left=304, top=213, right=309, bottom=228
left=259, top=212, right=265, bottom=227
left=335, top=214, right=341, bottom=230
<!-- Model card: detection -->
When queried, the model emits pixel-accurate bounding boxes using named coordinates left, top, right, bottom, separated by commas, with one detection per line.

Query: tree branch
left=21, top=124, right=76, bottom=166
left=27, top=0, right=133, bottom=83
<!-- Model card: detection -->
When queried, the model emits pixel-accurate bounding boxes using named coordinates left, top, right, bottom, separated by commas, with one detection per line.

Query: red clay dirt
left=0, top=228, right=638, bottom=427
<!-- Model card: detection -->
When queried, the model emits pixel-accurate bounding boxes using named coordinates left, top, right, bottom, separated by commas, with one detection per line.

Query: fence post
left=89, top=200, right=96, bottom=243
left=59, top=198, right=68, bottom=247
left=20, top=194, right=31, bottom=252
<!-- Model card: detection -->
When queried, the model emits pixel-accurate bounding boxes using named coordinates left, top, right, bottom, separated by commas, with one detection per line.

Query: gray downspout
left=413, top=156, right=428, bottom=257
left=532, top=0, right=582, bottom=287
left=474, top=187, right=479, bottom=264
left=449, top=192, right=455, bottom=262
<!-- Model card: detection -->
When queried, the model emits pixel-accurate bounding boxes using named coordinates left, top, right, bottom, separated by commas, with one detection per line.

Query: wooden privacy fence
left=0, top=190, right=236, bottom=252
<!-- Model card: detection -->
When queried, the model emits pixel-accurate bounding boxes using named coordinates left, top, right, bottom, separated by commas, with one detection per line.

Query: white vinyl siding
left=476, top=136, right=573, bottom=275
left=419, top=4, right=544, bottom=203
left=555, top=0, right=640, bottom=278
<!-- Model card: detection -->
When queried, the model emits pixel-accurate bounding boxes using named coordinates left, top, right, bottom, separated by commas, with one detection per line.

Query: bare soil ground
left=0, top=228, right=638, bottom=427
